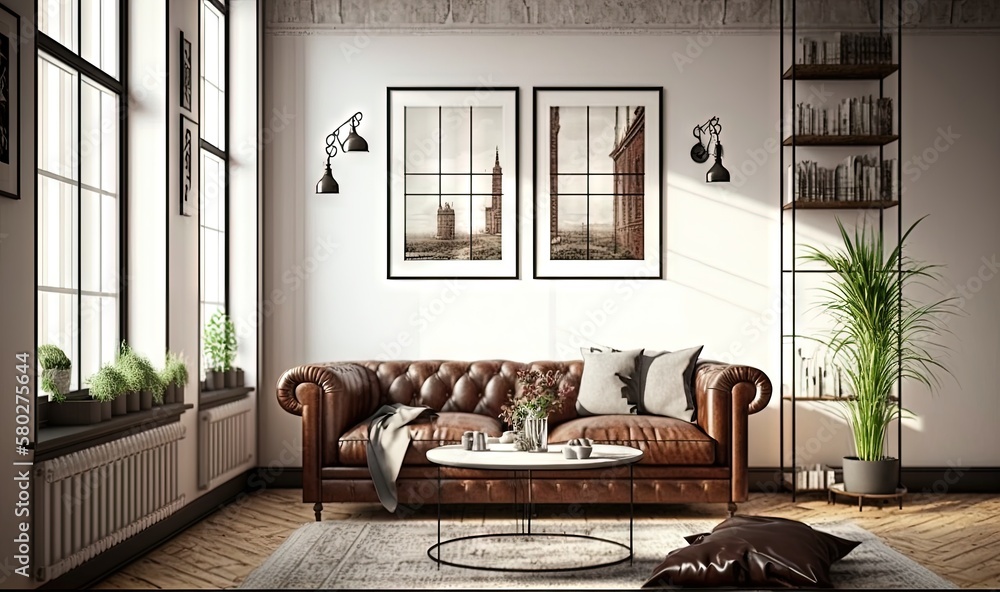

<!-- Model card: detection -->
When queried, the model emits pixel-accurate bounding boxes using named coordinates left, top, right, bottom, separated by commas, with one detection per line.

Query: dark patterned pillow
left=643, top=515, right=860, bottom=588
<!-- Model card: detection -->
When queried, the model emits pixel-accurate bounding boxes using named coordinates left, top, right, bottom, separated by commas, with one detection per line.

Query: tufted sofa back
left=356, top=360, right=585, bottom=426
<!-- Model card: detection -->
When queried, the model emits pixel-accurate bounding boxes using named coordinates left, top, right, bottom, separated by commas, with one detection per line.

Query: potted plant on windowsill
left=204, top=310, right=239, bottom=390
left=800, top=218, right=956, bottom=494
left=116, top=342, right=164, bottom=411
left=160, top=351, right=189, bottom=404
left=88, top=364, right=129, bottom=417
left=38, top=344, right=72, bottom=403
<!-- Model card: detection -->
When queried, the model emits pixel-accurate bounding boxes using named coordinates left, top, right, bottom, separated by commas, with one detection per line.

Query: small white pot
left=43, top=368, right=72, bottom=396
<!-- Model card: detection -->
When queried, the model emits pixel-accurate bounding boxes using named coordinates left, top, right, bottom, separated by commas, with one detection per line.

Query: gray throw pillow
left=576, top=348, right=644, bottom=416
left=640, top=346, right=703, bottom=421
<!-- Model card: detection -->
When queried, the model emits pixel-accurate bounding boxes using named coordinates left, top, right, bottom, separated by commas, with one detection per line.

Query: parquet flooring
left=93, top=489, right=1000, bottom=589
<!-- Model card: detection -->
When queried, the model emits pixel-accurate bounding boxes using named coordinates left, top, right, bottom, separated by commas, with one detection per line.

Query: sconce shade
left=706, top=143, right=730, bottom=183
left=343, top=127, right=369, bottom=152
left=316, top=163, right=340, bottom=194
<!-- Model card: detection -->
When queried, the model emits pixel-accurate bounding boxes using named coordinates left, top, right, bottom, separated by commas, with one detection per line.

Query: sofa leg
left=313, top=502, right=323, bottom=522
left=727, top=502, right=738, bottom=517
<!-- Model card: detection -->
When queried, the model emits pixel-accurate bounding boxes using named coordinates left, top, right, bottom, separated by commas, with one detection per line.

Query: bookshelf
left=779, top=0, right=904, bottom=499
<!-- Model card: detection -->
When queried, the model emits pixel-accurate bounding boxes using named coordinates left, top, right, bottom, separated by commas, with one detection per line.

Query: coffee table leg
left=527, top=470, right=533, bottom=535
left=437, top=466, right=441, bottom=569
left=629, top=464, right=634, bottom=565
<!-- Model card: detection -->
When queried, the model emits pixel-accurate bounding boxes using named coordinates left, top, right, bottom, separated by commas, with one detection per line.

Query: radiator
left=198, top=398, right=254, bottom=490
left=34, top=422, right=187, bottom=582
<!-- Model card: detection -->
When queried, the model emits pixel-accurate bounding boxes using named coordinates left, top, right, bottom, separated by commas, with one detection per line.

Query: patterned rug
left=239, top=518, right=956, bottom=589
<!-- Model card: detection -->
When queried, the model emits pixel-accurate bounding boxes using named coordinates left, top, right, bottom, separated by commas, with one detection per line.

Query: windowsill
left=36, top=403, right=192, bottom=462
left=199, top=386, right=254, bottom=411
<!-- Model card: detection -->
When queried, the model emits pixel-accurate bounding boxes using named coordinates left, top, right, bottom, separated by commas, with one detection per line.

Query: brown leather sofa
left=276, top=359, right=771, bottom=520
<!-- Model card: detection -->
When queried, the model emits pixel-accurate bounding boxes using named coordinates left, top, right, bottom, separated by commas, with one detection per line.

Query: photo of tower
left=402, top=106, right=505, bottom=261
left=549, top=105, right=645, bottom=260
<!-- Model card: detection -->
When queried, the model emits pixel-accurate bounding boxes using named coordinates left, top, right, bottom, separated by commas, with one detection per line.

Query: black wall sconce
left=316, top=111, right=369, bottom=194
left=690, top=116, right=730, bottom=183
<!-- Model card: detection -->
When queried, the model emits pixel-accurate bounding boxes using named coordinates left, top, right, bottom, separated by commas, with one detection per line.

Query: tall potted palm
left=800, top=218, right=956, bottom=494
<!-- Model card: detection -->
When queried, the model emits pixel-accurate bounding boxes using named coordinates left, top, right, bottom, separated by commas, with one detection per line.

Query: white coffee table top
left=426, top=443, right=643, bottom=471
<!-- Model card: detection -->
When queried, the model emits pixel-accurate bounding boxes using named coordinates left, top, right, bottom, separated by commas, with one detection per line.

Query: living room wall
left=260, top=31, right=1000, bottom=472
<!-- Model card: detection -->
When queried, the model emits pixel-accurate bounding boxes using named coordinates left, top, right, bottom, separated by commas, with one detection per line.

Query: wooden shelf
left=783, top=134, right=898, bottom=146
left=783, top=64, right=899, bottom=80
left=782, top=395, right=899, bottom=402
left=783, top=199, right=899, bottom=210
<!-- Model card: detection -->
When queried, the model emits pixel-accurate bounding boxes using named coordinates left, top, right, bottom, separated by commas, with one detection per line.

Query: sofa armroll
left=276, top=363, right=379, bottom=501
left=693, top=362, right=772, bottom=503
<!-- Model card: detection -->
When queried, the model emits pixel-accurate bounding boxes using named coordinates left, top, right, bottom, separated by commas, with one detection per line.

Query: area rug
left=239, top=519, right=956, bottom=589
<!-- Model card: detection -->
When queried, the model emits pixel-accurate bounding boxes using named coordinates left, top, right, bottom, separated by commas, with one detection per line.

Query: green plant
left=37, top=344, right=71, bottom=370
left=499, top=369, right=573, bottom=430
left=204, top=310, right=237, bottom=372
left=116, top=343, right=167, bottom=402
left=161, top=351, right=190, bottom=387
left=799, top=217, right=957, bottom=462
left=87, top=364, right=128, bottom=403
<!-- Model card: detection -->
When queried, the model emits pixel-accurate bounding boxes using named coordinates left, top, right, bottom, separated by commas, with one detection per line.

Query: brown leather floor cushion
left=549, top=415, right=716, bottom=465
left=338, top=412, right=502, bottom=466
left=642, top=515, right=860, bottom=588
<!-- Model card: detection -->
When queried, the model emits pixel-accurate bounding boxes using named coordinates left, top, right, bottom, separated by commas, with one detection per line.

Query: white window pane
left=38, top=177, right=78, bottom=290
left=38, top=291, right=80, bottom=392
left=204, top=228, right=220, bottom=303
left=199, top=226, right=206, bottom=301
left=204, top=3, right=220, bottom=85
left=101, top=0, right=119, bottom=78
left=101, top=193, right=118, bottom=294
left=80, top=294, right=102, bottom=384
left=81, top=189, right=101, bottom=292
left=39, top=0, right=78, bottom=54
left=203, top=84, right=220, bottom=147
left=81, top=0, right=100, bottom=67
left=39, top=56, right=79, bottom=179
left=81, top=82, right=101, bottom=189
left=101, top=88, right=118, bottom=192
left=202, top=151, right=223, bottom=229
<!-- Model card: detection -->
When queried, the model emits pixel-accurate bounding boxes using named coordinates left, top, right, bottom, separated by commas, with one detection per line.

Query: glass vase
left=522, top=416, right=549, bottom=452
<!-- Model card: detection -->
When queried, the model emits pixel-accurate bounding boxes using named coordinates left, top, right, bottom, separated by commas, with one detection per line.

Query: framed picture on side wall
left=180, top=30, right=193, bottom=113
left=533, top=87, right=663, bottom=279
left=180, top=115, right=198, bottom=216
left=387, top=87, right=520, bottom=279
left=0, top=3, right=20, bottom=200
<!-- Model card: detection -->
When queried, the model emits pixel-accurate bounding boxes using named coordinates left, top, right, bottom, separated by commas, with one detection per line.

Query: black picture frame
left=387, top=86, right=520, bottom=280
left=180, top=115, right=198, bottom=216
left=0, top=2, right=20, bottom=200
left=180, top=30, right=192, bottom=113
left=532, top=86, right=664, bottom=280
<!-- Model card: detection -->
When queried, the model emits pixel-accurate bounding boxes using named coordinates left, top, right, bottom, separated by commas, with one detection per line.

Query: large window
left=37, top=1, right=123, bottom=393
left=200, top=0, right=228, bottom=379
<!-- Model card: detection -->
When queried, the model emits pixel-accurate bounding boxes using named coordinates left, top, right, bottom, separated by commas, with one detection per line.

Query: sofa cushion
left=576, top=348, right=643, bottom=416
left=338, top=412, right=502, bottom=467
left=549, top=415, right=716, bottom=465
left=640, top=346, right=703, bottom=421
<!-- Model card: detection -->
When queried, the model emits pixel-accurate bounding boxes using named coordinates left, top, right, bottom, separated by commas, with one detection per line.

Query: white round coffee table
left=426, top=443, right=643, bottom=572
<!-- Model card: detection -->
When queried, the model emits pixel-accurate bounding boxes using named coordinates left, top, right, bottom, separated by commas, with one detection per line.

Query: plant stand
left=827, top=483, right=906, bottom=511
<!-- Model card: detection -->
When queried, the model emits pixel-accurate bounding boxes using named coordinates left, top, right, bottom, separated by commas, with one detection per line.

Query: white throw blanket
left=366, top=403, right=437, bottom=512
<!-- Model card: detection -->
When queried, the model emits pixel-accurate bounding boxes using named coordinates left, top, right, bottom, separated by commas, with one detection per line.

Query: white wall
left=261, top=32, right=1000, bottom=470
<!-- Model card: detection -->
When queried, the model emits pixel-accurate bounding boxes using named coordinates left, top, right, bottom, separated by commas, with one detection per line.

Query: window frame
left=199, top=0, right=230, bottom=383
left=36, top=1, right=128, bottom=394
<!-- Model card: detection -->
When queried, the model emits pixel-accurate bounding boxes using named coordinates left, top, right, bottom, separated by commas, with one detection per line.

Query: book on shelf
left=785, top=157, right=897, bottom=204
left=785, top=465, right=839, bottom=490
left=794, top=96, right=892, bottom=136
left=795, top=32, right=893, bottom=65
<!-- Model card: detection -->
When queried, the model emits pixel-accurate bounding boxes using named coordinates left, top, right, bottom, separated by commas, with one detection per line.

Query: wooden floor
left=94, top=489, right=1000, bottom=589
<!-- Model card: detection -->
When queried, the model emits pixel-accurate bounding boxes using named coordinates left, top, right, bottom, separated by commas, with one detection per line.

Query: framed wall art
left=180, top=30, right=193, bottom=113
left=0, top=3, right=20, bottom=200
left=533, top=87, right=663, bottom=279
left=180, top=115, right=198, bottom=216
left=387, top=87, right=519, bottom=279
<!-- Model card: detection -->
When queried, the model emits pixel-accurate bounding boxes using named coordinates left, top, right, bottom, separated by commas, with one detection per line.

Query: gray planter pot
left=224, top=369, right=237, bottom=388
left=100, top=400, right=113, bottom=421
left=111, top=395, right=128, bottom=416
left=842, top=456, right=899, bottom=494
left=210, top=371, right=225, bottom=391
left=140, top=390, right=153, bottom=410
left=235, top=368, right=245, bottom=387
left=163, top=384, right=176, bottom=404
left=126, top=391, right=141, bottom=412
left=42, top=368, right=73, bottom=398
left=176, top=385, right=185, bottom=404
